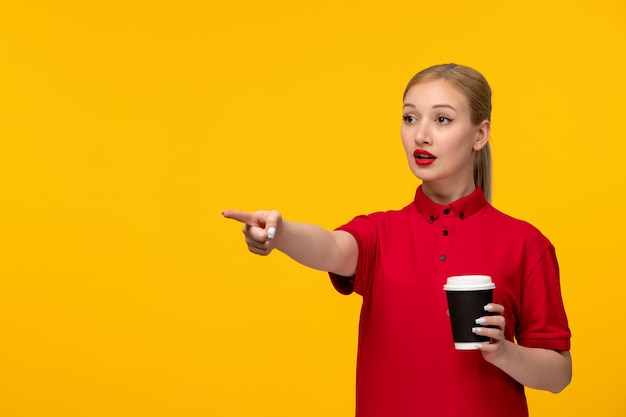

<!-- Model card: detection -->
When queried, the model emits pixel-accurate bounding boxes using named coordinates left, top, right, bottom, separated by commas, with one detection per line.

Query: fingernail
left=484, top=304, right=493, bottom=311
left=267, top=227, right=276, bottom=239
left=474, top=343, right=484, bottom=349
left=475, top=317, right=486, bottom=324
left=472, top=327, right=482, bottom=334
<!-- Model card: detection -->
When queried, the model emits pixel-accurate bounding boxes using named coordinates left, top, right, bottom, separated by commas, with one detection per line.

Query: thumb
left=264, top=210, right=281, bottom=240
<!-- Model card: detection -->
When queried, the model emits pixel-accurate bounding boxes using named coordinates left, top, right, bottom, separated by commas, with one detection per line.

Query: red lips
left=414, top=149, right=436, bottom=166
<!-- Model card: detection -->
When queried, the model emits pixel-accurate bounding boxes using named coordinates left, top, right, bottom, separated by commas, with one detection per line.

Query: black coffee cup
left=444, top=275, right=495, bottom=350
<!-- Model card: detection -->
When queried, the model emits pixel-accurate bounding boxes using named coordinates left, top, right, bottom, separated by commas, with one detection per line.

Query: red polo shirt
left=329, top=186, right=571, bottom=417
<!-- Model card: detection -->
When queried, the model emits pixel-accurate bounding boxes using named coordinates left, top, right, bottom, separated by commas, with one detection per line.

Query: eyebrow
left=402, top=103, right=457, bottom=111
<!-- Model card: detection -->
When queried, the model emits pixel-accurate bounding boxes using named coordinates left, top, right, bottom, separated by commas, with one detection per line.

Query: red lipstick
left=414, top=149, right=436, bottom=166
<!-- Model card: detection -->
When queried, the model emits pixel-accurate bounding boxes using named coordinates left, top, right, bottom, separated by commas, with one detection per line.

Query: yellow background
left=1, top=1, right=624, bottom=415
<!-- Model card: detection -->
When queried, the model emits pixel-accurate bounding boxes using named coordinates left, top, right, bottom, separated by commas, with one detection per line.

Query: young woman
left=223, top=64, right=572, bottom=417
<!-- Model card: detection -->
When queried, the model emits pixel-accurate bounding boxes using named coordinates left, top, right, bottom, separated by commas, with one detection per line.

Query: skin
left=401, top=79, right=489, bottom=204
left=222, top=78, right=572, bottom=394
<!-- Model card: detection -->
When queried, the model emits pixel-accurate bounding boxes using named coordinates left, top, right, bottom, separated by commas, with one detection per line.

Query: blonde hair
left=403, top=64, right=493, bottom=202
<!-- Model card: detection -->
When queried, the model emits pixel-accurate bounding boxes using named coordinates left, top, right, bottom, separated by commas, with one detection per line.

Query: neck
left=421, top=181, right=476, bottom=205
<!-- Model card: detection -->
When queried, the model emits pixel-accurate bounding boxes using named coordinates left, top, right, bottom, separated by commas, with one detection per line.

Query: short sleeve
left=327, top=214, right=380, bottom=296
left=329, top=273, right=355, bottom=295
left=516, top=244, right=571, bottom=351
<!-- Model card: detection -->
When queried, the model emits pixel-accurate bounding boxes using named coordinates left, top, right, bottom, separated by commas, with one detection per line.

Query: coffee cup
left=443, top=275, right=495, bottom=350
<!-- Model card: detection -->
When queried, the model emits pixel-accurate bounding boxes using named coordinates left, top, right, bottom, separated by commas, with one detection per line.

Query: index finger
left=221, top=209, right=259, bottom=226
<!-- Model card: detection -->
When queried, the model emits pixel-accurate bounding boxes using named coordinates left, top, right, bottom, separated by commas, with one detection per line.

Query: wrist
left=487, top=339, right=514, bottom=368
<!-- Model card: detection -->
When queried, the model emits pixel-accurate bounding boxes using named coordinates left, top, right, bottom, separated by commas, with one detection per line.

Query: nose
left=414, top=122, right=431, bottom=146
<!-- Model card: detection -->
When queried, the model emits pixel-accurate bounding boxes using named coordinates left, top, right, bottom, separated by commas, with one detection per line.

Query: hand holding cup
left=444, top=275, right=496, bottom=350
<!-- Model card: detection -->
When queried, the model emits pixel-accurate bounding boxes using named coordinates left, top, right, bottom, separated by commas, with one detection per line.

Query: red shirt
left=329, top=186, right=571, bottom=417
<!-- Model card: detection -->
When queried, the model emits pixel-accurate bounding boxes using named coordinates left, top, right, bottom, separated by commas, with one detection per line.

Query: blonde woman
left=223, top=64, right=571, bottom=417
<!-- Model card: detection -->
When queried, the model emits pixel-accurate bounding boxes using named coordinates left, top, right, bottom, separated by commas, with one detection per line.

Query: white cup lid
left=443, top=275, right=495, bottom=291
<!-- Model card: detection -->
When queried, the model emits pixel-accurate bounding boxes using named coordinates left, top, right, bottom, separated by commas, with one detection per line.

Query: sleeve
left=515, top=243, right=571, bottom=351
left=328, top=214, right=380, bottom=296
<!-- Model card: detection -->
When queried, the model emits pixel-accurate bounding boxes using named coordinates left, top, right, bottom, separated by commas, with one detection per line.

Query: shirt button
left=442, top=230, right=449, bottom=236
left=460, top=212, right=465, bottom=219
left=439, top=255, right=446, bottom=261
left=443, top=209, right=450, bottom=215
left=429, top=215, right=435, bottom=221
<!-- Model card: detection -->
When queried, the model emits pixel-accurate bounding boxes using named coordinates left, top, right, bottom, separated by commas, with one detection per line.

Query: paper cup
left=444, top=275, right=495, bottom=350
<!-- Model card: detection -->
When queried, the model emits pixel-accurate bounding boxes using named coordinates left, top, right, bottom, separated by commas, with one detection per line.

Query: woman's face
left=401, top=79, right=489, bottom=196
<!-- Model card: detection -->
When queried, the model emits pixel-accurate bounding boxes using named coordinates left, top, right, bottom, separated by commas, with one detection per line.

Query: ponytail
left=474, top=142, right=492, bottom=203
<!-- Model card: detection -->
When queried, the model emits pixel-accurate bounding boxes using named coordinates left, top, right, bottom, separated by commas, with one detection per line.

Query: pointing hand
left=222, top=209, right=283, bottom=255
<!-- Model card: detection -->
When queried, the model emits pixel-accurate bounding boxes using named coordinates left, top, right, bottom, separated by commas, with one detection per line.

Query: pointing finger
left=222, top=210, right=260, bottom=226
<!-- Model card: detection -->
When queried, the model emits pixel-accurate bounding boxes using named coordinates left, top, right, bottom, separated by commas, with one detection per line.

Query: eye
left=403, top=115, right=417, bottom=124
left=436, top=116, right=453, bottom=124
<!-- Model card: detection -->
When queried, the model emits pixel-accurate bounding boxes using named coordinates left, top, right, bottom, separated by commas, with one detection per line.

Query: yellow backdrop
left=1, top=0, right=625, bottom=415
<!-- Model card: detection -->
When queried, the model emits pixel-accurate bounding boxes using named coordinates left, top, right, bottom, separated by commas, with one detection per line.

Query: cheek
left=452, top=140, right=477, bottom=163
left=402, top=140, right=414, bottom=159
left=453, top=130, right=479, bottom=153
left=400, top=129, right=413, bottom=151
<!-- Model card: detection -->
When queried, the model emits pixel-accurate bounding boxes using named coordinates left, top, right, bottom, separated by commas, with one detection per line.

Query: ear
left=473, top=120, right=490, bottom=151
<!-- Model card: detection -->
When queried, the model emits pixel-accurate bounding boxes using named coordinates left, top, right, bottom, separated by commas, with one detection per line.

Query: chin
left=410, top=168, right=434, bottom=182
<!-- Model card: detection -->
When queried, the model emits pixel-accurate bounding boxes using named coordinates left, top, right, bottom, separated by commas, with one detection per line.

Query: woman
left=223, top=63, right=572, bottom=417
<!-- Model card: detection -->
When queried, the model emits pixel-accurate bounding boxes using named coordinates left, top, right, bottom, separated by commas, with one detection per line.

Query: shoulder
left=485, top=204, right=553, bottom=247
left=335, top=202, right=416, bottom=237
left=362, top=203, right=417, bottom=227
left=346, top=201, right=416, bottom=223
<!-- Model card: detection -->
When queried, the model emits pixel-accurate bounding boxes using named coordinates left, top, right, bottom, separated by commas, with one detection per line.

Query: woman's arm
left=222, top=209, right=358, bottom=276
left=475, top=304, right=572, bottom=393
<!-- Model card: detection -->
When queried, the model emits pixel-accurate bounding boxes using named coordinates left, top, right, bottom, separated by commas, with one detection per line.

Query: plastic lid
left=443, top=275, right=495, bottom=291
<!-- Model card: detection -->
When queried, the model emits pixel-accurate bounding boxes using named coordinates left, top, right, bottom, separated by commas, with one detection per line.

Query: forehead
left=403, top=79, right=469, bottom=109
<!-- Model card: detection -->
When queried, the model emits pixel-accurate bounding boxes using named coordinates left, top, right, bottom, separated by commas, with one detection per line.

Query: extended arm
left=222, top=209, right=358, bottom=276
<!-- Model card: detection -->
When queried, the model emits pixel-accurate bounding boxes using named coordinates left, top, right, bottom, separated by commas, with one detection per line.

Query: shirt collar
left=413, top=185, right=487, bottom=223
